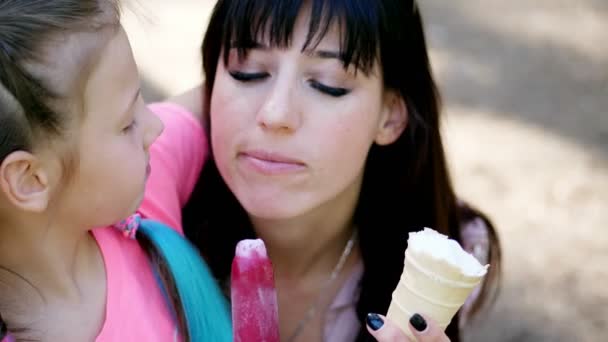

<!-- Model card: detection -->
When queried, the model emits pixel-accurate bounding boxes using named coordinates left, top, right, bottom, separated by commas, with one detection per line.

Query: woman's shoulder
left=457, top=200, right=493, bottom=265
left=456, top=200, right=501, bottom=326
left=147, top=100, right=203, bottom=131
left=160, top=85, right=204, bottom=122
left=139, top=99, right=209, bottom=233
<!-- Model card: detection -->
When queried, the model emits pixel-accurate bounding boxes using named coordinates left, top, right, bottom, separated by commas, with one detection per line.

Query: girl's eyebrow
left=119, top=87, right=140, bottom=122
left=130, top=88, right=141, bottom=106
left=126, top=88, right=141, bottom=111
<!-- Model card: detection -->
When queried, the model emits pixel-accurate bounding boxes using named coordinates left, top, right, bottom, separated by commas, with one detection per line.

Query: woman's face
left=209, top=9, right=407, bottom=222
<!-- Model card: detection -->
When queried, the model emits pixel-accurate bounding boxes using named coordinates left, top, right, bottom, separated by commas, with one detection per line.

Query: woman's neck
left=250, top=179, right=361, bottom=285
left=255, top=218, right=356, bottom=284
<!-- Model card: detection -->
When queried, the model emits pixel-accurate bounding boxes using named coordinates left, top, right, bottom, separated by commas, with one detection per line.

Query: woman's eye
left=229, top=71, right=269, bottom=82
left=309, top=80, right=350, bottom=97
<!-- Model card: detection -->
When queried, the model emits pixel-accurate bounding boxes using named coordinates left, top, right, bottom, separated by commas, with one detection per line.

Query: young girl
left=0, top=1, right=230, bottom=341
left=180, top=0, right=501, bottom=341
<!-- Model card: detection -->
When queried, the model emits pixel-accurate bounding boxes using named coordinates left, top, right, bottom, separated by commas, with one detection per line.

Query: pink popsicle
left=231, top=239, right=280, bottom=342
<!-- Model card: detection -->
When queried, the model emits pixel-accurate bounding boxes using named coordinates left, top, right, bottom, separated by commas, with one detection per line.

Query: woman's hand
left=366, top=313, right=450, bottom=342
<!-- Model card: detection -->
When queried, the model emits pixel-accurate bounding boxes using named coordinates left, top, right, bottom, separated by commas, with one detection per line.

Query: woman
left=182, top=0, right=501, bottom=341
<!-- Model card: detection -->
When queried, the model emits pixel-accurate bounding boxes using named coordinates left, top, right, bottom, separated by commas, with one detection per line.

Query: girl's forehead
left=31, top=26, right=119, bottom=99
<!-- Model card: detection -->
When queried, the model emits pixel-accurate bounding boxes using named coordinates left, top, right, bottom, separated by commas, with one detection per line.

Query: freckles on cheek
left=317, top=125, right=355, bottom=161
left=213, top=106, right=249, bottom=141
left=211, top=90, right=236, bottom=125
left=328, top=117, right=376, bottom=158
left=332, top=119, right=368, bottom=144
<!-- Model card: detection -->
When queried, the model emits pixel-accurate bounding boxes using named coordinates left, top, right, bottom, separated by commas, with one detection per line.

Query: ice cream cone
left=386, top=228, right=488, bottom=339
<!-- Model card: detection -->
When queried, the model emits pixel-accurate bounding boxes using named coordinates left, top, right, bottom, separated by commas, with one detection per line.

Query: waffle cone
left=386, top=249, right=486, bottom=339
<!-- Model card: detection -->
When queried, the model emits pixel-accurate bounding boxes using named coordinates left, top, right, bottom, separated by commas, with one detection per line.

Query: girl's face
left=59, top=27, right=163, bottom=228
left=210, top=9, right=407, bottom=222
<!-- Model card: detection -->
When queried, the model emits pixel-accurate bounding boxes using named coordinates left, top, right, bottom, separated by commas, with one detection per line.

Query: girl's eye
left=122, top=120, right=137, bottom=133
left=309, top=80, right=350, bottom=97
left=229, top=71, right=269, bottom=82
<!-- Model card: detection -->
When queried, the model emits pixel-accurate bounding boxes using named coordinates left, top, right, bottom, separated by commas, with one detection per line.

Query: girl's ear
left=0, top=151, right=51, bottom=212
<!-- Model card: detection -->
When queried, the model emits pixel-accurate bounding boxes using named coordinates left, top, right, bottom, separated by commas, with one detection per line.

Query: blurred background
left=121, top=1, right=608, bottom=341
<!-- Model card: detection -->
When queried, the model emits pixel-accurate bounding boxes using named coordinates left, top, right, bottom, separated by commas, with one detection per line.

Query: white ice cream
left=408, top=228, right=488, bottom=277
left=235, top=238, right=268, bottom=258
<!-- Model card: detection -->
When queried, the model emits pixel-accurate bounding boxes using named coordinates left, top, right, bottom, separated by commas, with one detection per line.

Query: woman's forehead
left=240, top=13, right=342, bottom=51
left=222, top=0, right=380, bottom=73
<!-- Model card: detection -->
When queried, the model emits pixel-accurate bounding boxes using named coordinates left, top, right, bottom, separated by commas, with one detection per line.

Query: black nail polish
left=366, top=313, right=384, bottom=331
left=410, top=313, right=427, bottom=332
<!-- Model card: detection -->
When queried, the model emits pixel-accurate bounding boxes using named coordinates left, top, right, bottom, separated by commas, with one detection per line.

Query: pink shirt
left=92, top=102, right=207, bottom=341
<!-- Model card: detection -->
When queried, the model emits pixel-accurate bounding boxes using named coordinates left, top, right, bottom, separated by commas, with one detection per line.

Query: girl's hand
left=366, top=313, right=450, bottom=342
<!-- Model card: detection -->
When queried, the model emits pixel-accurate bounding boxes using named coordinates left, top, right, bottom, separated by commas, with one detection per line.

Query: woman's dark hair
left=184, top=0, right=501, bottom=340
left=0, top=313, right=7, bottom=340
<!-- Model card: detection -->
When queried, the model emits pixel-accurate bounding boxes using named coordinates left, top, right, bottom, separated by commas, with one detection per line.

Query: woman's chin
left=240, top=199, right=307, bottom=222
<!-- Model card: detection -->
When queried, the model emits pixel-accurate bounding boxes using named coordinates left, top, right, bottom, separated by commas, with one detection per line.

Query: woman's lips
left=238, top=150, right=306, bottom=175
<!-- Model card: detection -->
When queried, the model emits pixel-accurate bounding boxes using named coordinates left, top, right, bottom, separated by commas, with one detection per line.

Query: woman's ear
left=375, top=90, right=408, bottom=146
left=0, top=151, right=51, bottom=213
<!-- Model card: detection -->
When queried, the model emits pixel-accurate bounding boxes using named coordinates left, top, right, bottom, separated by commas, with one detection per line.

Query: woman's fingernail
left=366, top=313, right=384, bottom=331
left=410, top=313, right=427, bottom=332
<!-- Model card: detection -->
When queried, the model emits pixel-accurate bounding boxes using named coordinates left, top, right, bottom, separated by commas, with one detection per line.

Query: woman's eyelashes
left=229, top=70, right=268, bottom=82
left=229, top=70, right=351, bottom=97
left=308, top=80, right=350, bottom=97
